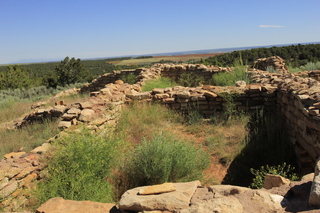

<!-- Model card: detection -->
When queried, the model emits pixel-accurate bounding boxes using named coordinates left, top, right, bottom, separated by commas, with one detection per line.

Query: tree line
left=204, top=43, right=320, bottom=67
left=0, top=57, right=117, bottom=90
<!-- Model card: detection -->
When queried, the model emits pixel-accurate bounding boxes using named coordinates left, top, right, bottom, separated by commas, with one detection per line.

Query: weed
left=213, top=65, right=249, bottom=86
left=115, top=102, right=182, bottom=144
left=288, top=61, right=320, bottom=73
left=121, top=132, right=210, bottom=188
left=177, top=72, right=206, bottom=87
left=141, top=77, right=177, bottom=92
left=120, top=73, right=136, bottom=84
left=35, top=131, right=121, bottom=205
left=250, top=163, right=299, bottom=189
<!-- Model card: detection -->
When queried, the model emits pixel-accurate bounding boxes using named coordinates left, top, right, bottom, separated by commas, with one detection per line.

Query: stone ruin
left=254, top=56, right=288, bottom=73
left=2, top=56, right=320, bottom=211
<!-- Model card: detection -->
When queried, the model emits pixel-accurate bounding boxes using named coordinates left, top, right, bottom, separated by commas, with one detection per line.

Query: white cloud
left=259, top=25, right=285, bottom=28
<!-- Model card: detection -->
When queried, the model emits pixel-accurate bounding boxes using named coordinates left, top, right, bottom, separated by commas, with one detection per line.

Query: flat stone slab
left=119, top=180, right=200, bottom=212
left=139, top=182, right=176, bottom=195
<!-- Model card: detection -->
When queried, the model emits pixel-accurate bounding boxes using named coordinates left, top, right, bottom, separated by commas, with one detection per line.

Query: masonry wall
left=2, top=62, right=320, bottom=210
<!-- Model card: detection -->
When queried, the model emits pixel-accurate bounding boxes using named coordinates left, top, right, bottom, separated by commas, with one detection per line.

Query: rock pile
left=254, top=56, right=288, bottom=73
left=0, top=149, right=49, bottom=211
left=36, top=173, right=318, bottom=212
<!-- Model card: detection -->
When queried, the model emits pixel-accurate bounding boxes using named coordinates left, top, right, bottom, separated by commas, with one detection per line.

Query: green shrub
left=213, top=65, right=249, bottom=86
left=250, top=163, right=299, bottom=189
left=120, top=73, right=136, bottom=84
left=177, top=72, right=206, bottom=87
left=122, top=132, right=210, bottom=188
left=141, top=77, right=177, bottom=92
left=35, top=131, right=120, bottom=204
left=265, top=66, right=279, bottom=73
left=288, top=61, right=320, bottom=73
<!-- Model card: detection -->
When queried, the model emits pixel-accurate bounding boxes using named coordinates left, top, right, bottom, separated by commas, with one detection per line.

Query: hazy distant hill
left=6, top=41, right=320, bottom=65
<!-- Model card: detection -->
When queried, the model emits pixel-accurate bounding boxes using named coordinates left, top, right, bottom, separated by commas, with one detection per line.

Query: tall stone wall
left=251, top=70, right=320, bottom=174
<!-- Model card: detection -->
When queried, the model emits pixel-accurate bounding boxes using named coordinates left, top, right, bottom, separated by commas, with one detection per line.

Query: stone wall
left=80, top=63, right=231, bottom=93
left=254, top=56, right=288, bottom=73
left=251, top=70, right=320, bottom=174
left=2, top=58, right=320, bottom=210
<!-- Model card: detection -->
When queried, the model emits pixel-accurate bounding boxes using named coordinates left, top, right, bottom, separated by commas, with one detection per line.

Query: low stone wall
left=80, top=63, right=231, bottom=93
left=127, top=84, right=277, bottom=117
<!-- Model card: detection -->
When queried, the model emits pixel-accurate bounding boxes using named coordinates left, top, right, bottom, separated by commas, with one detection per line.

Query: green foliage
left=177, top=72, right=206, bottom=87
left=0, top=65, right=35, bottom=90
left=265, top=66, right=279, bottom=73
left=120, top=73, right=136, bottom=84
left=289, top=61, right=320, bottom=73
left=184, top=109, right=204, bottom=126
left=220, top=93, right=238, bottom=121
left=0, top=83, right=84, bottom=105
left=205, top=43, right=320, bottom=68
left=141, top=77, right=177, bottom=92
left=250, top=163, right=299, bottom=189
left=55, top=57, right=93, bottom=86
left=213, top=65, right=249, bottom=86
left=36, top=131, right=120, bottom=204
left=122, top=132, right=210, bottom=187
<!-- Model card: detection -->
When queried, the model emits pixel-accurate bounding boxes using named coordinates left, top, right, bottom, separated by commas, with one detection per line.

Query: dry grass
left=0, top=119, right=60, bottom=157
left=0, top=101, right=33, bottom=124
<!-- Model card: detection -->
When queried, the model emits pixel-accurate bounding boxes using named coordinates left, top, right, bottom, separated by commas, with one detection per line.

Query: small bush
left=213, top=65, right=249, bottom=86
left=141, top=77, right=177, bottom=92
left=35, top=131, right=120, bottom=204
left=122, top=132, right=210, bottom=188
left=288, top=61, right=320, bottom=73
left=265, top=66, right=279, bottom=73
left=250, top=163, right=299, bottom=189
left=178, top=72, right=206, bottom=87
left=120, top=73, right=136, bottom=84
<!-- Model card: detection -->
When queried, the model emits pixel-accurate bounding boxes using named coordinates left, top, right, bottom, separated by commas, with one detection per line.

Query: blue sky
left=1, top=0, right=319, bottom=64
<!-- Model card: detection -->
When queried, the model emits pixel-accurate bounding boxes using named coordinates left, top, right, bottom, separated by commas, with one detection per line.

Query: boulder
left=119, top=180, right=201, bottom=212
left=78, top=109, right=95, bottom=122
left=36, top=197, right=116, bottom=213
left=263, top=174, right=290, bottom=189
left=180, top=196, right=243, bottom=213
left=309, top=158, right=320, bottom=206
left=115, top=80, right=124, bottom=84
left=58, top=121, right=72, bottom=129
left=4, top=152, right=26, bottom=160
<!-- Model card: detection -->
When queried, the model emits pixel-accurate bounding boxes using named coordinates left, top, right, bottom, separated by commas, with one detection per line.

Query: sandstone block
left=4, top=152, right=26, bottom=160
left=78, top=109, right=95, bottom=122
left=58, top=121, right=72, bottom=128
left=30, top=143, right=52, bottom=155
left=263, top=174, right=290, bottom=189
left=115, top=80, right=124, bottom=84
left=177, top=91, right=191, bottom=99
left=139, top=183, right=176, bottom=195
left=180, top=196, right=243, bottom=213
left=119, top=180, right=201, bottom=212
